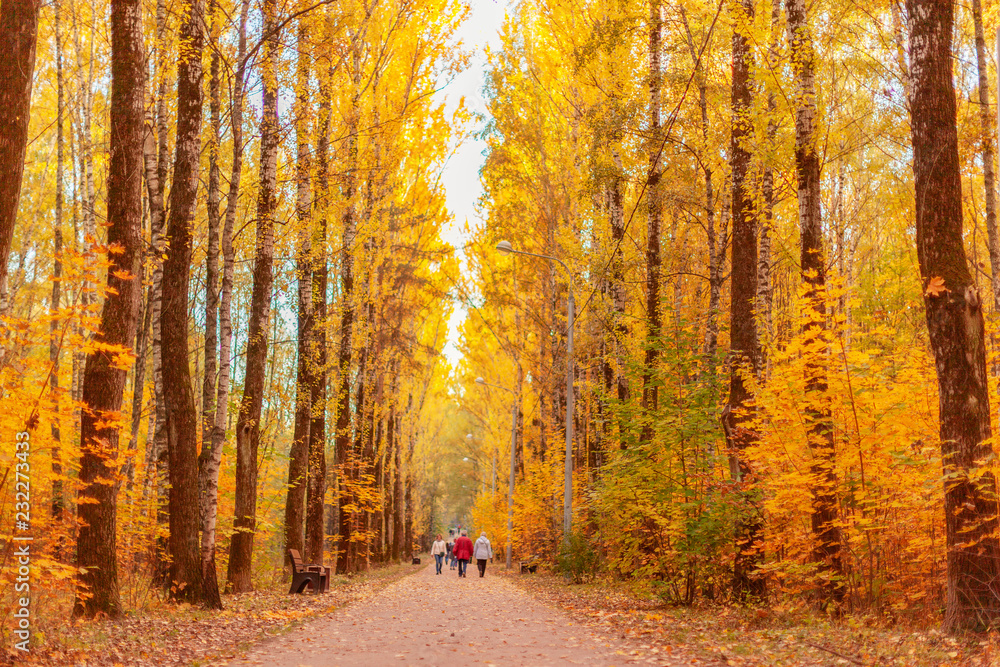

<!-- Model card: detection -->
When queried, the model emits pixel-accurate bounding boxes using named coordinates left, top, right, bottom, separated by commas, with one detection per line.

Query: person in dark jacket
left=452, top=530, right=474, bottom=578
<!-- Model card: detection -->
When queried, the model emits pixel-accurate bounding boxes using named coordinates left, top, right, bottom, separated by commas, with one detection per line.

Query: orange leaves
left=924, top=276, right=949, bottom=298
left=111, top=269, right=136, bottom=282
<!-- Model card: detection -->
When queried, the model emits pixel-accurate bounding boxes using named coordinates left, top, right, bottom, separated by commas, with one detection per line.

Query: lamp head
left=466, top=433, right=473, bottom=441
left=495, top=240, right=513, bottom=254
left=475, top=377, right=485, bottom=385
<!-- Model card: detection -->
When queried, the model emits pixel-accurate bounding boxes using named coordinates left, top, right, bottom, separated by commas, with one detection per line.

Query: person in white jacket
left=431, top=534, right=447, bottom=574
left=473, top=532, right=493, bottom=578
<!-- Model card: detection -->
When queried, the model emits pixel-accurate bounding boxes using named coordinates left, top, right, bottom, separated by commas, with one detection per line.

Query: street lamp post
left=496, top=240, right=574, bottom=540
left=476, top=376, right=518, bottom=570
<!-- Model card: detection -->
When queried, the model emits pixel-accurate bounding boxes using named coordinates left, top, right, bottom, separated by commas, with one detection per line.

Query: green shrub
left=556, top=531, right=601, bottom=584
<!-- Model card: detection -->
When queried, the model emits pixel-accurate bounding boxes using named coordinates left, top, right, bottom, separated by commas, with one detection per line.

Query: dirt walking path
left=225, top=560, right=683, bottom=666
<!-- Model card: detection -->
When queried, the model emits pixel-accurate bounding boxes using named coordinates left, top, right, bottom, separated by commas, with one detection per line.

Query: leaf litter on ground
left=2, top=563, right=415, bottom=666
left=503, top=570, right=1000, bottom=666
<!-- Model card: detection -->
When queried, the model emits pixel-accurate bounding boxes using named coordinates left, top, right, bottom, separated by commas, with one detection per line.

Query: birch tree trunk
left=226, top=0, right=279, bottom=592
left=162, top=0, right=205, bottom=603
left=758, top=0, right=780, bottom=359
left=123, top=240, right=149, bottom=488
left=905, top=0, right=1000, bottom=633
left=679, top=8, right=721, bottom=368
left=785, top=0, right=844, bottom=608
left=971, top=0, right=1000, bottom=311
left=211, top=0, right=249, bottom=586
left=143, top=0, right=170, bottom=584
left=196, top=0, right=225, bottom=610
left=73, top=0, right=144, bottom=617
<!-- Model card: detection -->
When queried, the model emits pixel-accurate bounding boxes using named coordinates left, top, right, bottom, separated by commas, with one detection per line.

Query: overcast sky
left=438, top=0, right=509, bottom=367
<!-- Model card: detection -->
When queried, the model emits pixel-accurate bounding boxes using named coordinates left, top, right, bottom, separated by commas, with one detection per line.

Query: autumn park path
left=226, top=561, right=677, bottom=666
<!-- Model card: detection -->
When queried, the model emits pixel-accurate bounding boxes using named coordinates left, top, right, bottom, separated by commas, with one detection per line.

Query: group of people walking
left=431, top=529, right=492, bottom=578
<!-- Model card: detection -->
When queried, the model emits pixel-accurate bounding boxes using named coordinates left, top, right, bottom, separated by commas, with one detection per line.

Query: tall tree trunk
left=197, top=0, right=224, bottom=610
left=309, top=18, right=329, bottom=567
left=226, top=0, right=278, bottom=592
left=162, top=0, right=205, bottom=603
left=306, top=247, right=327, bottom=564
left=335, top=42, right=361, bottom=576
left=608, top=149, right=630, bottom=434
left=642, top=0, right=662, bottom=428
left=50, top=0, right=66, bottom=524
left=71, top=0, right=97, bottom=318
left=890, top=0, right=911, bottom=108
left=305, top=21, right=330, bottom=567
left=723, top=0, right=765, bottom=601
left=785, top=0, right=844, bottom=608
left=211, top=0, right=249, bottom=587
left=758, top=0, right=780, bottom=361
left=0, top=0, right=40, bottom=293
left=351, top=330, right=370, bottom=571
left=73, top=0, right=143, bottom=617
left=144, top=0, right=170, bottom=585
left=905, top=0, right=1000, bottom=633
left=287, top=14, right=313, bottom=566
left=404, top=435, right=414, bottom=559
left=971, top=0, right=1000, bottom=311
left=123, top=246, right=149, bottom=488
left=392, top=409, right=403, bottom=561
left=679, top=9, right=722, bottom=369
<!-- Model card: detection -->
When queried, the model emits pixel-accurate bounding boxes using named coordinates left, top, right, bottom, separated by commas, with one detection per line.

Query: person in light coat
left=431, top=534, right=447, bottom=574
left=473, top=531, right=493, bottom=578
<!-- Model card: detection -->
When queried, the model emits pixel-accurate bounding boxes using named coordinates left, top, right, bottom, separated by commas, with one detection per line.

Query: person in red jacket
left=452, top=530, right=474, bottom=578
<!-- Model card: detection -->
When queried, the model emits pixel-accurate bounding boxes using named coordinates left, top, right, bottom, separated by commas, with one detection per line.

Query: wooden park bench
left=288, top=549, right=330, bottom=594
left=519, top=555, right=540, bottom=574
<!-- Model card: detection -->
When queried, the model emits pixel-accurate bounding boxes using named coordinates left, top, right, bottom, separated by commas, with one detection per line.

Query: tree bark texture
left=608, top=150, right=630, bottom=426
left=335, top=45, right=361, bottom=575
left=227, top=0, right=278, bottom=592
left=306, top=223, right=328, bottom=566
left=0, top=0, right=40, bottom=295
left=144, top=0, right=170, bottom=584
left=197, top=0, right=224, bottom=610
left=785, top=0, right=844, bottom=607
left=212, top=0, right=249, bottom=575
left=50, top=0, right=66, bottom=523
left=905, top=0, right=1000, bottom=633
left=73, top=0, right=144, bottom=618
left=758, top=0, right=780, bottom=357
left=286, top=15, right=313, bottom=565
left=162, top=0, right=205, bottom=603
left=305, top=26, right=330, bottom=566
left=679, top=7, right=721, bottom=369
left=971, top=0, right=1000, bottom=311
left=642, top=0, right=662, bottom=426
left=723, top=0, right=765, bottom=601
